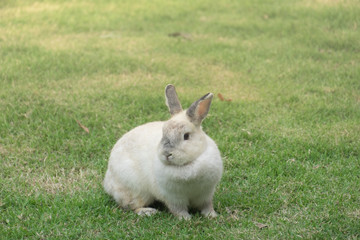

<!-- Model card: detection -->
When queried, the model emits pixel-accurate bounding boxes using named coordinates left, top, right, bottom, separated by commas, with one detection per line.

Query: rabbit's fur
left=103, top=85, right=223, bottom=220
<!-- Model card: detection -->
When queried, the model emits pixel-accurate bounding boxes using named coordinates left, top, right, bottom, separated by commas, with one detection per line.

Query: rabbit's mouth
left=165, top=153, right=174, bottom=161
left=159, top=152, right=194, bottom=167
left=160, top=153, right=175, bottom=165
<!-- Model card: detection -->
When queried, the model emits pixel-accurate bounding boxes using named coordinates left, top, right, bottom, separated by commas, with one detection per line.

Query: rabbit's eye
left=184, top=133, right=190, bottom=140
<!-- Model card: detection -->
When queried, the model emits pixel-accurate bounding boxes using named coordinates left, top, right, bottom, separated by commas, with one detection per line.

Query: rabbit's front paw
left=202, top=209, right=218, bottom=218
left=200, top=202, right=218, bottom=218
left=168, top=205, right=191, bottom=220
left=135, top=207, right=158, bottom=216
left=177, top=212, right=191, bottom=220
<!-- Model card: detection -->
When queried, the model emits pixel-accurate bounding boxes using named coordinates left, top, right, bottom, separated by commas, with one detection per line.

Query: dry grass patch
left=301, top=0, right=357, bottom=7
left=3, top=158, right=101, bottom=195
left=37, top=33, right=97, bottom=51
left=314, top=123, right=360, bottom=146
left=205, top=65, right=260, bottom=102
left=35, top=71, right=171, bottom=105
left=151, top=56, right=260, bottom=102
left=29, top=167, right=100, bottom=195
left=37, top=33, right=150, bottom=53
left=0, top=2, right=60, bottom=18
left=0, top=144, right=8, bottom=156
left=21, top=2, right=62, bottom=13
left=347, top=209, right=360, bottom=219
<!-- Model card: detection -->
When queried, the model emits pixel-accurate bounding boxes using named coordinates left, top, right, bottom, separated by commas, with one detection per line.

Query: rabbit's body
left=104, top=85, right=223, bottom=219
left=104, top=121, right=163, bottom=210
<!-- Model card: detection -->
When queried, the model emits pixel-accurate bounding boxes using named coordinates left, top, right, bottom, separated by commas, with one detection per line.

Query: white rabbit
left=103, top=84, right=223, bottom=220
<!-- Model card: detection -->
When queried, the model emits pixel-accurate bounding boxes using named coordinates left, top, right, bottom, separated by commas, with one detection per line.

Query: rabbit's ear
left=165, top=84, right=183, bottom=116
left=186, top=93, right=213, bottom=126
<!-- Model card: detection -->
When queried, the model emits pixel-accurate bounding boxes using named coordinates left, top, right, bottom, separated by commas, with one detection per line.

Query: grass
left=1, top=0, right=359, bottom=239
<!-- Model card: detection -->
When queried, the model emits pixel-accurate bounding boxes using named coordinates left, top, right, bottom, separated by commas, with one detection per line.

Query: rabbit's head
left=158, top=85, right=213, bottom=166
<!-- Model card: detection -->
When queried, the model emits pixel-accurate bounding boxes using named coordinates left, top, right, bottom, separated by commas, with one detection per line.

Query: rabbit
left=103, top=84, right=223, bottom=220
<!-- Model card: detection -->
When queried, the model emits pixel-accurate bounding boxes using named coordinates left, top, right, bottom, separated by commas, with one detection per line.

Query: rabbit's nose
left=166, top=153, right=173, bottom=161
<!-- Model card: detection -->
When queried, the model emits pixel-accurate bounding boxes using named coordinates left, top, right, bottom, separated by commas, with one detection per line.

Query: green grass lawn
left=1, top=0, right=359, bottom=239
